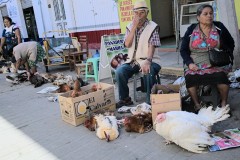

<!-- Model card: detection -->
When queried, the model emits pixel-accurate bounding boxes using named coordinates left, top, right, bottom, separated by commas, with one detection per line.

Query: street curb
left=158, top=48, right=177, bottom=52
left=160, top=67, right=184, bottom=77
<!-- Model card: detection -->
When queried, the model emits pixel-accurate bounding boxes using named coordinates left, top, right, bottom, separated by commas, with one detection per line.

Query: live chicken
left=155, top=105, right=230, bottom=153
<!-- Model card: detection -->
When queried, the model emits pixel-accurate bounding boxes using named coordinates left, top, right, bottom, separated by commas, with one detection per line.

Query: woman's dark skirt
left=185, top=72, right=229, bottom=88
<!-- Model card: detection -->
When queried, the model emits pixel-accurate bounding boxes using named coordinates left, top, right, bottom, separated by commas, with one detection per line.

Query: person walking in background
left=0, top=16, right=21, bottom=61
left=115, top=0, right=161, bottom=107
left=180, top=4, right=234, bottom=111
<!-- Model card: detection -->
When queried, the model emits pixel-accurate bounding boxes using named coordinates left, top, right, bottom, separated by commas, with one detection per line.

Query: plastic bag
left=173, top=76, right=189, bottom=98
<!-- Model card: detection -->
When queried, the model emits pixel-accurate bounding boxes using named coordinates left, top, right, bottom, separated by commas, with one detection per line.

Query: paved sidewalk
left=0, top=51, right=240, bottom=160
left=158, top=50, right=184, bottom=76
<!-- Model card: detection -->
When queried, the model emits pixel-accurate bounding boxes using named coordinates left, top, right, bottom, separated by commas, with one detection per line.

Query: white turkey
left=155, top=105, right=230, bottom=153
left=94, top=114, right=119, bottom=142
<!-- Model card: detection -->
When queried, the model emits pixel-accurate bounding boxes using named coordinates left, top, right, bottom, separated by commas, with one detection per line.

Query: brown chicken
left=91, top=83, right=102, bottom=92
left=84, top=110, right=115, bottom=131
left=91, top=84, right=97, bottom=92
left=124, top=113, right=153, bottom=134
left=41, top=73, right=57, bottom=82
left=55, top=84, right=71, bottom=93
left=85, top=116, right=97, bottom=131
left=71, top=80, right=83, bottom=98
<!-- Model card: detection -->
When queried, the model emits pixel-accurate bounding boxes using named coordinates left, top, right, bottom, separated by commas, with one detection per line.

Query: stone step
left=160, top=67, right=184, bottom=77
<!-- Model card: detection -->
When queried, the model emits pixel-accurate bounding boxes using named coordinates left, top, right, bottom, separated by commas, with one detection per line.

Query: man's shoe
left=116, top=97, right=133, bottom=108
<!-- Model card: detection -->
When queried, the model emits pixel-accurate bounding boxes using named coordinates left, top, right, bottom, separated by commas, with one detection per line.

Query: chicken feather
left=95, top=114, right=119, bottom=142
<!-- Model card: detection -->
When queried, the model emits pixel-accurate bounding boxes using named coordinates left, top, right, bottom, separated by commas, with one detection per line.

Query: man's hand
left=132, top=15, right=140, bottom=28
left=188, top=63, right=199, bottom=71
left=140, top=60, right=151, bottom=74
left=26, top=72, right=31, bottom=81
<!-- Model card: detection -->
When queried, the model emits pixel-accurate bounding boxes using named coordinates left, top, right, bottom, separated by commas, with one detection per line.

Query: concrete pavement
left=158, top=49, right=184, bottom=76
left=0, top=50, right=240, bottom=160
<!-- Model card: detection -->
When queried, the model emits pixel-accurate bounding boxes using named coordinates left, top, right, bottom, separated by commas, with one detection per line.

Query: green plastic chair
left=85, top=57, right=100, bottom=82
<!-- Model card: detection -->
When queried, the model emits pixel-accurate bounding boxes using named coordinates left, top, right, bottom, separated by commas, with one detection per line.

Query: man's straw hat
left=133, top=0, right=149, bottom=11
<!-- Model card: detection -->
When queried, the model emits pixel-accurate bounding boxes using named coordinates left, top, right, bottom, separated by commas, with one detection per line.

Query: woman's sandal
left=194, top=102, right=207, bottom=113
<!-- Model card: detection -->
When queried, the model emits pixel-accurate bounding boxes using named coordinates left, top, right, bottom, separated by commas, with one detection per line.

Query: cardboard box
left=58, top=83, right=116, bottom=126
left=151, top=84, right=182, bottom=127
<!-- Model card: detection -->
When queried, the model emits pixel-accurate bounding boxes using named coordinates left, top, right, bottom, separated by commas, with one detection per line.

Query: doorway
left=23, top=7, right=39, bottom=41
left=151, top=0, right=174, bottom=38
left=151, top=0, right=176, bottom=48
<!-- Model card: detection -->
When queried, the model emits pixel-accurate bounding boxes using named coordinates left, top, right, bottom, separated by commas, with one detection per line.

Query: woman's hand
left=188, top=63, right=199, bottom=71
left=140, top=60, right=151, bottom=74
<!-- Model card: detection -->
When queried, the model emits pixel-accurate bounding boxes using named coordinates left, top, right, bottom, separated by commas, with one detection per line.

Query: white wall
left=32, top=0, right=53, bottom=38
left=33, top=0, right=120, bottom=38
left=6, top=0, right=28, bottom=38
left=21, top=0, right=33, bottom=9
left=0, top=0, right=121, bottom=39
left=63, top=0, right=76, bottom=32
left=0, top=5, right=6, bottom=33
left=67, top=0, right=120, bottom=32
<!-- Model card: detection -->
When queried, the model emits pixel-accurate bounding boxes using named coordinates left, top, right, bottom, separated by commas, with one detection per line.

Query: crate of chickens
left=58, top=82, right=116, bottom=126
left=150, top=84, right=182, bottom=129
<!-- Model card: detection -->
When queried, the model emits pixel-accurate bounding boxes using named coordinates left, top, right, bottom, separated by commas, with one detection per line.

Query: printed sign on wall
left=117, top=0, right=152, bottom=33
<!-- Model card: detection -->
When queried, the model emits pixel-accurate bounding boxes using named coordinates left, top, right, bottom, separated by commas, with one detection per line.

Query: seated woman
left=180, top=4, right=234, bottom=111
left=12, top=41, right=46, bottom=80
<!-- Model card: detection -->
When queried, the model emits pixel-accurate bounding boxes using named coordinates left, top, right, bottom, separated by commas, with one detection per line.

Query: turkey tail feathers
left=213, top=105, right=230, bottom=122
left=198, top=105, right=230, bottom=125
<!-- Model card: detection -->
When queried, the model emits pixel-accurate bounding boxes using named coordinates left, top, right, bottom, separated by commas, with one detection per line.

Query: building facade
left=0, top=0, right=121, bottom=48
left=0, top=0, right=239, bottom=49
